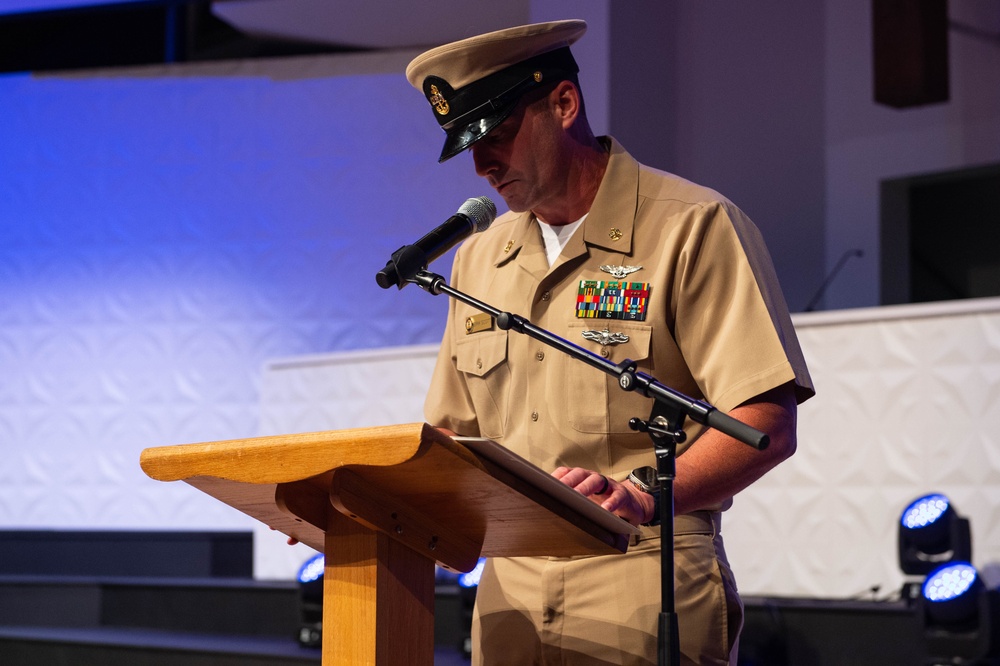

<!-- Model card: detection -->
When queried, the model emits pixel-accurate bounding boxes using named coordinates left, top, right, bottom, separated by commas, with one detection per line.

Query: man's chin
left=496, top=193, right=528, bottom=213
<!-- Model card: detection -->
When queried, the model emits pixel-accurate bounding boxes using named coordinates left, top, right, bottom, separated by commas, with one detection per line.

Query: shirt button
left=541, top=291, right=551, bottom=301
left=535, top=350, right=545, bottom=361
left=601, top=348, right=611, bottom=358
left=531, top=411, right=539, bottom=422
left=476, top=359, right=483, bottom=369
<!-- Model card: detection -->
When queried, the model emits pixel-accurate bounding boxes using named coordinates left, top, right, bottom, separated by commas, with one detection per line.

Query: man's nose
left=471, top=144, right=497, bottom=178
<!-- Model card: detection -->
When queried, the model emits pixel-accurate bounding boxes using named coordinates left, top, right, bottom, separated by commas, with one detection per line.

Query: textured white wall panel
left=0, top=54, right=486, bottom=548
left=258, top=345, right=440, bottom=437
left=726, top=298, right=1000, bottom=598
left=253, top=299, right=1000, bottom=592
left=254, top=344, right=439, bottom=578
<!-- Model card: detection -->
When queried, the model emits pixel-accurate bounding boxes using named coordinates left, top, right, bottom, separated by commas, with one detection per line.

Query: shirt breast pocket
left=454, top=330, right=509, bottom=439
left=559, top=321, right=653, bottom=434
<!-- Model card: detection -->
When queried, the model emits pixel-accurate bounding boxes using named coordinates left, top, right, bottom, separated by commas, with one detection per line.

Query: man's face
left=469, top=91, right=564, bottom=215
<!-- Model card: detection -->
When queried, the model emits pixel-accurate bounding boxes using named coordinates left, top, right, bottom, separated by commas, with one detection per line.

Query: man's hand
left=551, top=466, right=655, bottom=526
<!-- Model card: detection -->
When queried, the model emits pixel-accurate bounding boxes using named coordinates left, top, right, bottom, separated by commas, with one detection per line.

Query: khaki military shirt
left=424, top=137, right=813, bottom=508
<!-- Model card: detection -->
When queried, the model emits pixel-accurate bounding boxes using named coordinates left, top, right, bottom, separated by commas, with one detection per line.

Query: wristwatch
left=628, top=466, right=662, bottom=527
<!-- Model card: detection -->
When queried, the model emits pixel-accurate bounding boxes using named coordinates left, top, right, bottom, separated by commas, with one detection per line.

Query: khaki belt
left=632, top=509, right=720, bottom=545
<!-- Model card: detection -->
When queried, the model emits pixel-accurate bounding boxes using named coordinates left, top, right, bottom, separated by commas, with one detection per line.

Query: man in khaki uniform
left=407, top=19, right=814, bottom=666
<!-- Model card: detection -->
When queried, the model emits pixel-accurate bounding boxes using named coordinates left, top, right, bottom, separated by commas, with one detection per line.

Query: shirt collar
left=491, top=136, right=640, bottom=267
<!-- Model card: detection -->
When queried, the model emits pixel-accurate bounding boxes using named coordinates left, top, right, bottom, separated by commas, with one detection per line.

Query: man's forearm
left=673, top=382, right=798, bottom=515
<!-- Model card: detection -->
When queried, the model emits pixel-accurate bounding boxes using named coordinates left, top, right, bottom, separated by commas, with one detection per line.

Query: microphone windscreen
left=458, top=196, right=497, bottom=233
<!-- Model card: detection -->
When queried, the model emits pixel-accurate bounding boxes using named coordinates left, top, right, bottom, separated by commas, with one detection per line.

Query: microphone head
left=458, top=196, right=497, bottom=233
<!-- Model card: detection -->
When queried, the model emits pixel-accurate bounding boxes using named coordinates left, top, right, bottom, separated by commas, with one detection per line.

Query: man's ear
left=550, top=80, right=581, bottom=129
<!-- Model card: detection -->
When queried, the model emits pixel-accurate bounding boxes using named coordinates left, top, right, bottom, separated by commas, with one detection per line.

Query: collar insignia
left=600, top=264, right=642, bottom=279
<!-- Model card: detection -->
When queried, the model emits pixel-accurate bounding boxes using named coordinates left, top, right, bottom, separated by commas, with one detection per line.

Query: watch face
left=630, top=466, right=659, bottom=492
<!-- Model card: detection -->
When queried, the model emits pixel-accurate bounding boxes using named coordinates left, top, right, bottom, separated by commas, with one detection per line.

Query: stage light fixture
left=293, top=554, right=485, bottom=653
left=453, top=557, right=487, bottom=658
left=297, top=553, right=324, bottom=648
left=898, top=493, right=972, bottom=577
left=920, top=561, right=1000, bottom=665
left=458, top=557, right=486, bottom=588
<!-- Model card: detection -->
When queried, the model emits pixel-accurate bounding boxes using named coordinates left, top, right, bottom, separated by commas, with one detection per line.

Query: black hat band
left=422, top=46, right=580, bottom=131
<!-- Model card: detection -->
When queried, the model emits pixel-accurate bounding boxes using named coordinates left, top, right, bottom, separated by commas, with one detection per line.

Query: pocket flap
left=455, top=330, right=508, bottom=377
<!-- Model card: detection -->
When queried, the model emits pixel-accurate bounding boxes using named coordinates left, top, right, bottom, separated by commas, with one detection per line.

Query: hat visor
left=438, top=102, right=517, bottom=163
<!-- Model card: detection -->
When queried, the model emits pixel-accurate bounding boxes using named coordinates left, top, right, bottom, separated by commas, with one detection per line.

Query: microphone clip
left=381, top=244, right=430, bottom=290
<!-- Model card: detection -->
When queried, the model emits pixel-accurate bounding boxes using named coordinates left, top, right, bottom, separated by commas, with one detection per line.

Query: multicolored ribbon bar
left=576, top=280, right=650, bottom=321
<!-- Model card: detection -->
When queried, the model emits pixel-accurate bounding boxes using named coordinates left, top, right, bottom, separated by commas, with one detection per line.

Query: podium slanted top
left=140, top=422, right=636, bottom=572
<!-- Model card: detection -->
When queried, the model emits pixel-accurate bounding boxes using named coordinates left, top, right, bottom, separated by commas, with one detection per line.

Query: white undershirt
left=537, top=215, right=586, bottom=267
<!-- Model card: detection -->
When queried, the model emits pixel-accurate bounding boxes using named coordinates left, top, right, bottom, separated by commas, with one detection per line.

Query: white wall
left=727, top=297, right=1000, bottom=597
left=252, top=299, right=1000, bottom=593
left=252, top=345, right=440, bottom=578
left=0, top=52, right=485, bottom=532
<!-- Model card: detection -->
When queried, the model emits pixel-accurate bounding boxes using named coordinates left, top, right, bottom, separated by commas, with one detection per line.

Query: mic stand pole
left=408, top=269, right=769, bottom=666
left=630, top=403, right=685, bottom=666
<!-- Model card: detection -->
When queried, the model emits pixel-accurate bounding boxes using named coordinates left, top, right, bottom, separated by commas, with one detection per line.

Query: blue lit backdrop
left=0, top=56, right=490, bottom=529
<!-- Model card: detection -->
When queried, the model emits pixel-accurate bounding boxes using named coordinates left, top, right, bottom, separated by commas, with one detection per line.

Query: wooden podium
left=140, top=422, right=637, bottom=666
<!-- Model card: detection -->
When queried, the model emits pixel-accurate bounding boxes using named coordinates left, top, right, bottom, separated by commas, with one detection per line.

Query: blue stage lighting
left=458, top=558, right=487, bottom=588
left=297, top=553, right=325, bottom=648
left=898, top=493, right=971, bottom=576
left=902, top=494, right=950, bottom=530
left=297, top=553, right=325, bottom=584
left=923, top=562, right=977, bottom=603
left=920, top=562, right=1000, bottom=663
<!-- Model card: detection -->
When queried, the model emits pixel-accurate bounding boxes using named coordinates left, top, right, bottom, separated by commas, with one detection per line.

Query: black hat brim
left=437, top=89, right=522, bottom=162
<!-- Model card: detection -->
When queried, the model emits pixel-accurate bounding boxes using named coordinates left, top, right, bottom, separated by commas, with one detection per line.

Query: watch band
left=645, top=489, right=662, bottom=527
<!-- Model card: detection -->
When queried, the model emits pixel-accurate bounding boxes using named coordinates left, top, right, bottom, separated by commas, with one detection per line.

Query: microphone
left=375, top=196, right=497, bottom=289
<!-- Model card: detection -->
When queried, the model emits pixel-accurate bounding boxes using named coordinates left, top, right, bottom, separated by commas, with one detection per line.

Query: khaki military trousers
left=471, top=511, right=742, bottom=666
